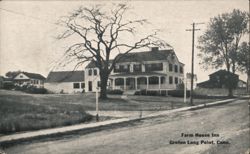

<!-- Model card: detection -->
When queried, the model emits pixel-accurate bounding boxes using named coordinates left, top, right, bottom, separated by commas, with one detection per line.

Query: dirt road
left=4, top=99, right=249, bottom=154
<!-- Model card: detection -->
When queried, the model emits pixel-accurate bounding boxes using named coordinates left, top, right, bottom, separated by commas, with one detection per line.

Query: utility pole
left=96, top=86, right=99, bottom=122
left=184, top=78, right=187, bottom=103
left=248, top=0, right=250, bottom=93
left=186, top=22, right=204, bottom=106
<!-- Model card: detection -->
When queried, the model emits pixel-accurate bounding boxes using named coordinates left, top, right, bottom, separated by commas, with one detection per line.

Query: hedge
left=107, top=89, right=123, bottom=95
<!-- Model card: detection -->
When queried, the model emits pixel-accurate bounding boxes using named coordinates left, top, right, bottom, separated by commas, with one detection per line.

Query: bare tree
left=57, top=4, right=169, bottom=99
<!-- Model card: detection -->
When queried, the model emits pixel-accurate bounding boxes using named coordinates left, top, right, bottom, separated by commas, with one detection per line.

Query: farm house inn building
left=85, top=47, right=185, bottom=92
left=44, top=71, right=85, bottom=93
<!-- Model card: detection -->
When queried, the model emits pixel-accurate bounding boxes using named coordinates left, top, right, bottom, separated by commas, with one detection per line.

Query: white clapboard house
left=85, top=47, right=185, bottom=92
left=44, top=71, right=85, bottom=93
left=13, top=72, right=46, bottom=88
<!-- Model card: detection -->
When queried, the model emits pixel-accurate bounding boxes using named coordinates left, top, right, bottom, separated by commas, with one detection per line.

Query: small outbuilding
left=44, top=71, right=85, bottom=93
left=197, top=70, right=239, bottom=89
left=13, top=72, right=46, bottom=88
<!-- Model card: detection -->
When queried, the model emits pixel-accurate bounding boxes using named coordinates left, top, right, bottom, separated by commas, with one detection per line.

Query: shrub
left=146, top=90, right=159, bottom=96
left=3, top=82, right=15, bottom=90
left=28, top=87, right=47, bottom=94
left=134, top=89, right=167, bottom=96
left=107, top=89, right=123, bottom=95
left=176, top=83, right=185, bottom=90
left=168, top=90, right=190, bottom=97
left=14, top=85, right=48, bottom=94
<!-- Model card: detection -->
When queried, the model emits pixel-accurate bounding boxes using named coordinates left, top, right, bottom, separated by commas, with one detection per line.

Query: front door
left=88, top=81, right=92, bottom=92
left=127, top=78, right=135, bottom=90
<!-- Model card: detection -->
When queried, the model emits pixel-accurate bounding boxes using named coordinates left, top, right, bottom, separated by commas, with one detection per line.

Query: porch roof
left=110, top=72, right=166, bottom=78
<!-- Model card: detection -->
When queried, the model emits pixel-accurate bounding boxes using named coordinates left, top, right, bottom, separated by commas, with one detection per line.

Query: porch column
left=146, top=76, right=149, bottom=89
left=165, top=76, right=167, bottom=89
left=124, top=77, right=126, bottom=90
left=112, top=78, right=115, bottom=90
left=159, top=76, right=161, bottom=90
left=135, top=77, right=138, bottom=90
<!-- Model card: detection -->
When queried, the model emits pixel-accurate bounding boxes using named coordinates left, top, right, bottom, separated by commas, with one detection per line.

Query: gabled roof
left=86, top=60, right=97, bottom=68
left=14, top=72, right=46, bottom=80
left=209, top=70, right=238, bottom=77
left=86, top=49, right=184, bottom=68
left=46, top=71, right=84, bottom=83
left=238, top=79, right=247, bottom=84
left=85, top=60, right=114, bottom=69
left=116, top=49, right=175, bottom=63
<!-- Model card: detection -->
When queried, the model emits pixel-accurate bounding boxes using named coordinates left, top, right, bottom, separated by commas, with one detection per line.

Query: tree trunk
left=247, top=73, right=250, bottom=93
left=226, top=68, right=233, bottom=97
left=228, top=88, right=233, bottom=97
left=99, top=73, right=108, bottom=100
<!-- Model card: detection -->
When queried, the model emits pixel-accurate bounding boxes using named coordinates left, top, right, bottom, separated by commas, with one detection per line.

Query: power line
left=0, top=7, right=61, bottom=27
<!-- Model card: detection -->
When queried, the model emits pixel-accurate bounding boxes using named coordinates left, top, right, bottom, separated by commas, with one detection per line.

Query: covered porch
left=110, top=73, right=170, bottom=91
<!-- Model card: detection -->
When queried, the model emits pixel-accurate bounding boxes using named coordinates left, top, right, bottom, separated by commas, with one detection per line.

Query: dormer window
left=124, top=65, right=128, bottom=69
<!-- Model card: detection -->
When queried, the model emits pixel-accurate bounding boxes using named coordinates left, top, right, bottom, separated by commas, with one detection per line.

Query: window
left=149, top=77, right=159, bottom=84
left=114, top=65, right=119, bottom=73
left=97, top=81, right=101, bottom=87
left=145, top=63, right=163, bottom=72
left=145, top=64, right=152, bottom=72
left=124, top=65, right=128, bottom=69
left=81, top=83, right=85, bottom=89
left=114, top=65, right=129, bottom=73
left=169, top=64, right=173, bottom=72
left=169, top=76, right=173, bottom=84
left=20, top=75, right=23, bottom=78
left=73, top=83, right=80, bottom=89
left=133, top=64, right=142, bottom=72
left=174, top=65, right=178, bottom=73
left=175, top=77, right=178, bottom=84
left=154, top=63, right=163, bottom=71
left=88, top=69, right=92, bottom=76
left=160, top=77, right=165, bottom=84
left=180, top=66, right=183, bottom=74
left=115, top=78, right=124, bottom=85
left=94, top=69, right=97, bottom=75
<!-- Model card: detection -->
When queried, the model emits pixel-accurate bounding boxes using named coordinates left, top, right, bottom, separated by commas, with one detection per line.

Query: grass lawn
left=0, top=90, right=222, bottom=135
left=127, top=95, right=223, bottom=110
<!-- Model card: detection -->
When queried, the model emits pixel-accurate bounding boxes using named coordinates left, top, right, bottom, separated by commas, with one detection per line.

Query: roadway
left=4, top=99, right=249, bottom=154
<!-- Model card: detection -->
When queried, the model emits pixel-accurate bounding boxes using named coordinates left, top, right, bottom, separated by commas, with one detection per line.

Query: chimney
left=151, top=47, right=159, bottom=52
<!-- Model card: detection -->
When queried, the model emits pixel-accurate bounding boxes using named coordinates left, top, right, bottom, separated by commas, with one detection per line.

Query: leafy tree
left=236, top=42, right=250, bottom=92
left=5, top=71, right=21, bottom=79
left=197, top=9, right=248, bottom=96
left=57, top=4, right=169, bottom=99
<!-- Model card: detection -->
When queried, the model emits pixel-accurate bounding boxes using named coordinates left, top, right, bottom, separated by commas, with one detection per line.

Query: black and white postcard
left=0, top=0, right=249, bottom=154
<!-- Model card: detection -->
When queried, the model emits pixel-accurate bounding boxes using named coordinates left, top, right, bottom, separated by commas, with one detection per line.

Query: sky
left=0, top=0, right=248, bottom=82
